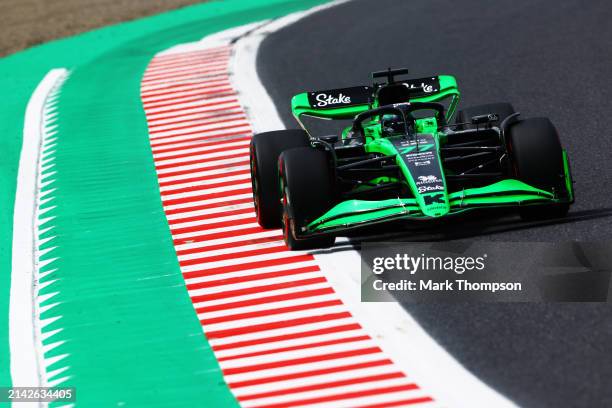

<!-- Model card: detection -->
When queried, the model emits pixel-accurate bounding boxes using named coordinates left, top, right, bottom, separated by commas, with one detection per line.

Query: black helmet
left=381, top=113, right=405, bottom=136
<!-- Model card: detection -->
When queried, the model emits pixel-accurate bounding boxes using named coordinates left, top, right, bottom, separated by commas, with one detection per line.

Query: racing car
left=250, top=68, right=574, bottom=249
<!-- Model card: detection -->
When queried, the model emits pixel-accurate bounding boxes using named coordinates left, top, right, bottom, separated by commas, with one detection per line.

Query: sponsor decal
left=391, top=134, right=446, bottom=202
left=307, top=86, right=371, bottom=109
left=418, top=185, right=445, bottom=193
left=400, top=146, right=417, bottom=154
left=398, top=137, right=429, bottom=147
left=400, top=144, right=433, bottom=154
left=404, top=150, right=436, bottom=166
left=404, top=82, right=434, bottom=93
left=423, top=193, right=445, bottom=204
left=415, top=160, right=431, bottom=166
left=314, top=92, right=350, bottom=107
left=417, top=175, right=440, bottom=185
left=401, top=77, right=441, bottom=98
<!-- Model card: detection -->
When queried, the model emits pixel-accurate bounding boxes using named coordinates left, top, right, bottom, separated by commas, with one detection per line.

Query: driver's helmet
left=381, top=113, right=406, bottom=136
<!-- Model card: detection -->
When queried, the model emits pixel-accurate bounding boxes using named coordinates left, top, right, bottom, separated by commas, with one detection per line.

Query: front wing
left=299, top=179, right=571, bottom=238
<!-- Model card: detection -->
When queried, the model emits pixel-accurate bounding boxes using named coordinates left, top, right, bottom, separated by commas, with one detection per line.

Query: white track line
left=10, top=69, right=68, bottom=399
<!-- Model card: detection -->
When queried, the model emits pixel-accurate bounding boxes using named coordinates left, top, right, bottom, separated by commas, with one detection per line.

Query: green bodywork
left=289, top=75, right=574, bottom=235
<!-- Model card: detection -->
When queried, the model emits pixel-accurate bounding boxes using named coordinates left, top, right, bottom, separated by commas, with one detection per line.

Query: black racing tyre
left=507, top=117, right=570, bottom=220
left=279, top=147, right=336, bottom=250
left=250, top=130, right=310, bottom=228
left=456, top=102, right=515, bottom=129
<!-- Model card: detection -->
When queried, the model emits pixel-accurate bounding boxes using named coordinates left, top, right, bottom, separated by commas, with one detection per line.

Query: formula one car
left=250, top=68, right=574, bottom=249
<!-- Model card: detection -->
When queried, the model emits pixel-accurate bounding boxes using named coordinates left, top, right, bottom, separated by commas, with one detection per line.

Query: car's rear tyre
left=250, top=130, right=310, bottom=228
left=456, top=102, right=515, bottom=129
left=279, top=147, right=336, bottom=250
left=507, top=117, right=570, bottom=220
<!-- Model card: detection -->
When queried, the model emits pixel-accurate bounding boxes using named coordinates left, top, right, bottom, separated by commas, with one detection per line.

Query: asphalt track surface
left=257, top=1, right=612, bottom=407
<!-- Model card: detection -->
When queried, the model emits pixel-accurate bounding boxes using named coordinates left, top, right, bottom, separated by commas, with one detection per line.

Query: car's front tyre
left=250, top=130, right=310, bottom=228
left=278, top=147, right=336, bottom=250
left=507, top=117, right=571, bottom=220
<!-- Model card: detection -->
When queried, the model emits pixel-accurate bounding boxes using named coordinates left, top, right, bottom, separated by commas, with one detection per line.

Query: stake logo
left=401, top=77, right=441, bottom=97
left=314, top=92, right=351, bottom=107
left=404, top=82, right=434, bottom=93
left=418, top=185, right=444, bottom=193
left=307, top=86, right=372, bottom=109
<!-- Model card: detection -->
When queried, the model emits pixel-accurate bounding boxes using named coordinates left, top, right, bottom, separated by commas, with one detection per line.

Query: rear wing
left=291, top=75, right=460, bottom=122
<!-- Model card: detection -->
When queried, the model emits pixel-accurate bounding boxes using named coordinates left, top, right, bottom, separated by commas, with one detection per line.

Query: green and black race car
left=250, top=68, right=574, bottom=250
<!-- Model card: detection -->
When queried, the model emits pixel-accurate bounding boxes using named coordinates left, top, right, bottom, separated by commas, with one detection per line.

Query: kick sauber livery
left=250, top=68, right=574, bottom=249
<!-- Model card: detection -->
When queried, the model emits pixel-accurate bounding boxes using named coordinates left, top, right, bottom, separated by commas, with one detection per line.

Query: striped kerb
left=141, top=44, right=435, bottom=408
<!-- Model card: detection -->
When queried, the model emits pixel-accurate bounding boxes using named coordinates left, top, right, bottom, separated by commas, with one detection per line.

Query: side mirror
left=471, top=113, right=499, bottom=125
